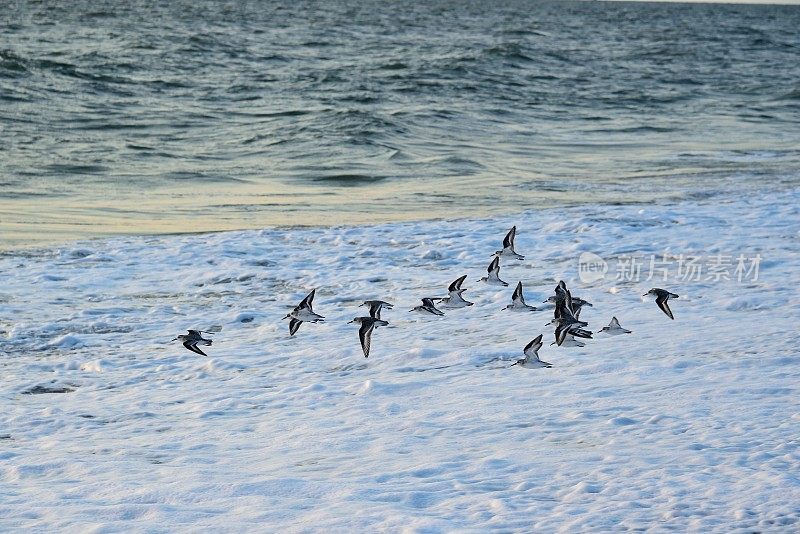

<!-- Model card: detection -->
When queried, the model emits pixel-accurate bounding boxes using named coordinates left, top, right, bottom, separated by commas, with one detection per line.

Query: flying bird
left=348, top=316, right=389, bottom=358
left=494, top=226, right=524, bottom=260
left=410, top=297, right=445, bottom=316
left=544, top=295, right=592, bottom=310
left=644, top=288, right=679, bottom=320
left=544, top=280, right=592, bottom=311
left=437, top=275, right=474, bottom=308
left=172, top=330, right=213, bottom=356
left=512, top=334, right=551, bottom=368
left=282, top=288, right=325, bottom=336
left=599, top=317, right=632, bottom=335
left=360, top=300, right=393, bottom=320
left=548, top=285, right=592, bottom=346
left=478, top=256, right=509, bottom=287
left=504, top=281, right=537, bottom=311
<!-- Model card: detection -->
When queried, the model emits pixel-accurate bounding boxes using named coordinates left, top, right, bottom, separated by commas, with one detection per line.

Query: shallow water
left=2, top=0, right=800, bottom=248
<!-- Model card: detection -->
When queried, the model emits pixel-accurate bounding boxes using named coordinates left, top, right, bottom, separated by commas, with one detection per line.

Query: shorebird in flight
left=172, top=330, right=213, bottom=356
left=599, top=317, right=632, bottom=335
left=544, top=280, right=592, bottom=310
left=644, top=288, right=679, bottom=320
left=478, top=256, right=509, bottom=287
left=548, top=283, right=592, bottom=346
left=512, top=334, right=551, bottom=368
left=494, top=225, right=524, bottom=260
left=282, top=288, right=325, bottom=336
left=410, top=298, right=445, bottom=316
left=544, top=294, right=592, bottom=311
left=504, top=281, right=537, bottom=312
left=360, top=300, right=393, bottom=320
left=436, top=275, right=474, bottom=308
left=348, top=316, right=389, bottom=358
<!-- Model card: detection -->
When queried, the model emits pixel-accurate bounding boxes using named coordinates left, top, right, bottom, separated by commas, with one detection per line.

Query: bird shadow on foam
left=326, top=362, right=369, bottom=374
left=21, top=383, right=77, bottom=394
left=394, top=364, right=458, bottom=373
left=473, top=355, right=517, bottom=369
left=393, top=355, right=517, bottom=373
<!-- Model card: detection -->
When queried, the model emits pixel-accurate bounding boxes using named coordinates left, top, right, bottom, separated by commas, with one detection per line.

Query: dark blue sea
left=1, top=0, right=799, bottom=248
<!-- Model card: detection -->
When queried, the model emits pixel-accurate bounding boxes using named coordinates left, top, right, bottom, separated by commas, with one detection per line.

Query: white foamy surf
left=1, top=188, right=799, bottom=531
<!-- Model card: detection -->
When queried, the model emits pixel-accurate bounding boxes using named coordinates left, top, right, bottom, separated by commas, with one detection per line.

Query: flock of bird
left=172, top=226, right=680, bottom=367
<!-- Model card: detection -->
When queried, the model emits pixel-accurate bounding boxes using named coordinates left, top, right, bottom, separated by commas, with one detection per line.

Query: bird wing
left=489, top=256, right=500, bottom=275
left=359, top=322, right=375, bottom=357
left=512, top=281, right=524, bottom=304
left=565, top=289, right=575, bottom=316
left=299, top=288, right=316, bottom=309
left=555, top=324, right=570, bottom=346
left=609, top=317, right=620, bottom=328
left=503, top=226, right=516, bottom=249
left=523, top=334, right=543, bottom=358
left=289, top=318, right=302, bottom=336
left=424, top=300, right=444, bottom=315
left=656, top=294, right=674, bottom=320
left=368, top=301, right=382, bottom=319
left=570, top=328, right=593, bottom=339
left=554, top=300, right=565, bottom=319
left=183, top=340, right=207, bottom=356
left=554, top=284, right=567, bottom=305
left=449, top=275, right=467, bottom=293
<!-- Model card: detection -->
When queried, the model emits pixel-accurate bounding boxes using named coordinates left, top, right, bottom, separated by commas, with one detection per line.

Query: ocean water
left=3, top=3, right=800, bottom=530
left=2, top=0, right=800, bottom=248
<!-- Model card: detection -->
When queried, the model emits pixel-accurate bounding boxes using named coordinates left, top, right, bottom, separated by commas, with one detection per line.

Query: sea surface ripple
left=1, top=0, right=799, bottom=248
